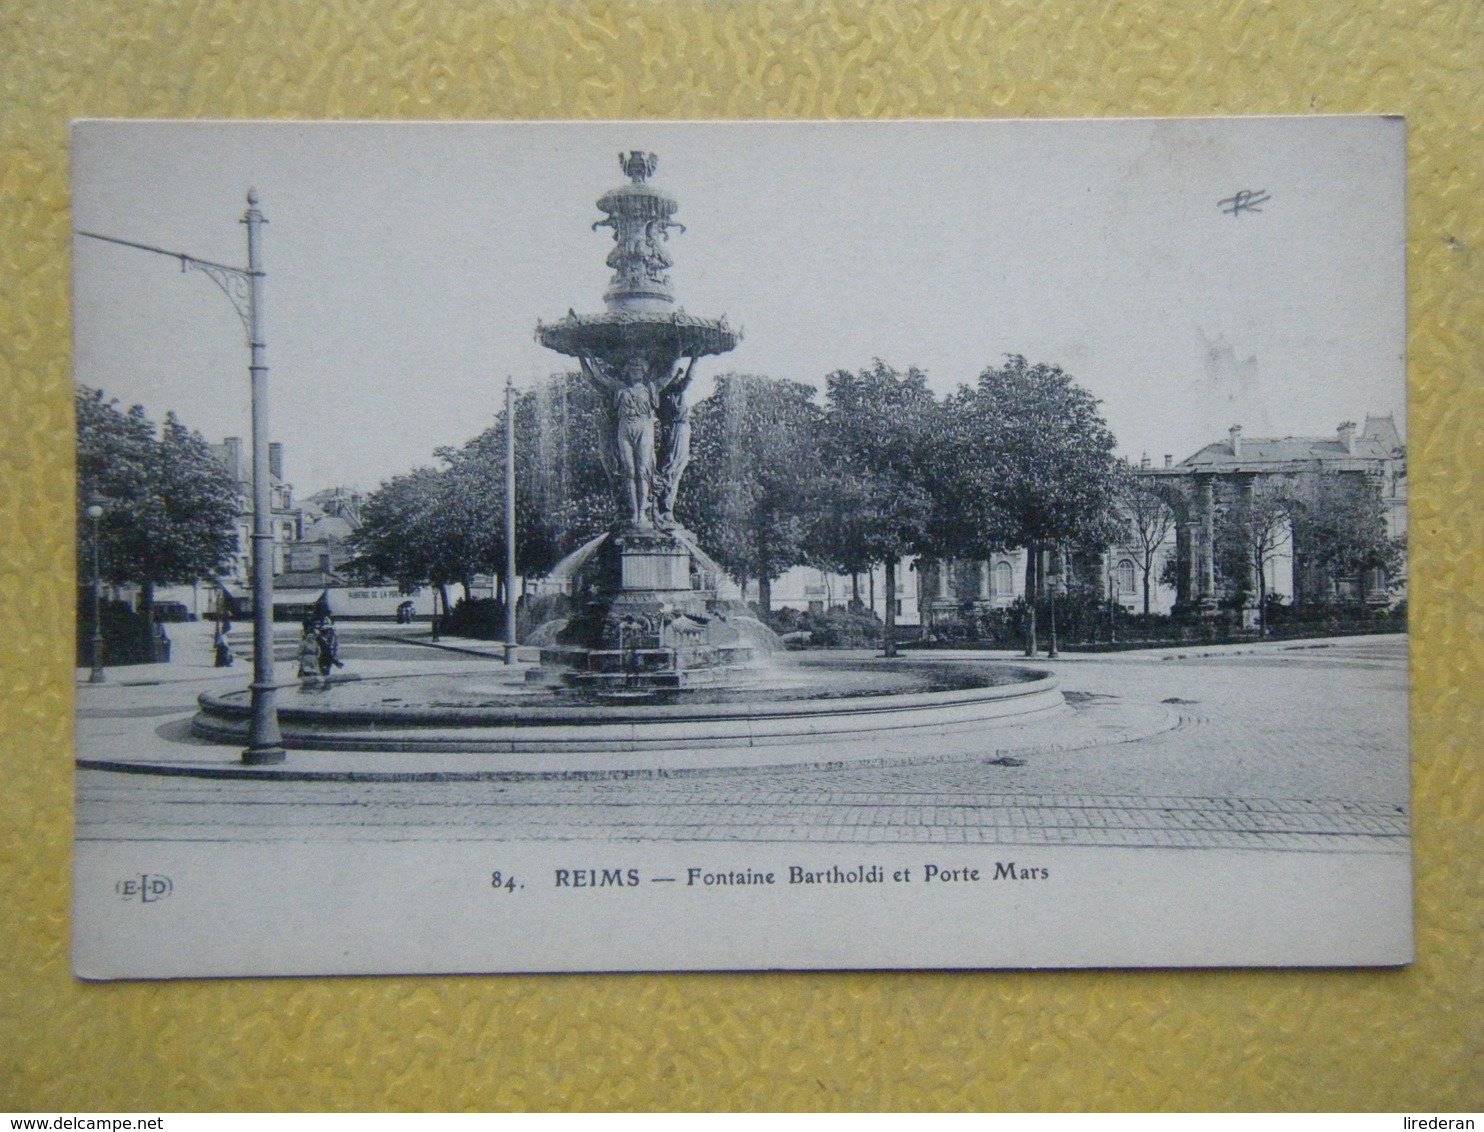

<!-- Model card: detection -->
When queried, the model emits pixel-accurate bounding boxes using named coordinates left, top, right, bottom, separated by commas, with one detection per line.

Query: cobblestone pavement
left=75, top=635, right=1409, bottom=852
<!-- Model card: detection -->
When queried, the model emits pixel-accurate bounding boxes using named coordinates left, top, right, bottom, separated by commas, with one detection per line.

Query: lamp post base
left=241, top=745, right=287, bottom=765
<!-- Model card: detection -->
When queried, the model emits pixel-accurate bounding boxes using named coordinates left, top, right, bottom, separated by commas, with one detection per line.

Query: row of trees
left=75, top=387, right=242, bottom=656
left=348, top=377, right=615, bottom=619
left=679, top=358, right=1126, bottom=652
left=71, top=373, right=1402, bottom=659
left=349, top=356, right=1129, bottom=652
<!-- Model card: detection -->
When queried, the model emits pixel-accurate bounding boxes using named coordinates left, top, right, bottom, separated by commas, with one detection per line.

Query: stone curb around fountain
left=189, top=662, right=1069, bottom=754
left=77, top=697, right=1179, bottom=782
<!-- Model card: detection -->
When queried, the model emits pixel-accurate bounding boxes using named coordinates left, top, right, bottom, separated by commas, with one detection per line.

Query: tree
left=1216, top=478, right=1292, bottom=636
left=679, top=373, right=823, bottom=613
left=1284, top=472, right=1403, bottom=606
left=75, top=387, right=241, bottom=658
left=804, top=473, right=899, bottom=605
left=813, top=361, right=941, bottom=656
left=1119, top=474, right=1178, bottom=615
left=349, top=373, right=618, bottom=626
left=942, top=356, right=1122, bottom=654
left=349, top=466, right=475, bottom=619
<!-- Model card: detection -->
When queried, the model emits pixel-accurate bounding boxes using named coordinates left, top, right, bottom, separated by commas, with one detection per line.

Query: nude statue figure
left=581, top=355, right=660, bottom=526
left=655, top=356, right=697, bottom=526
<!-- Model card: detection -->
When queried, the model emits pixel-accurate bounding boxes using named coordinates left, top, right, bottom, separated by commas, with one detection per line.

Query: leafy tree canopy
left=75, top=386, right=240, bottom=590
left=349, top=372, right=617, bottom=594
left=1285, top=471, right=1401, bottom=580
left=348, top=466, right=469, bottom=595
left=942, top=355, right=1123, bottom=557
left=811, top=360, right=940, bottom=570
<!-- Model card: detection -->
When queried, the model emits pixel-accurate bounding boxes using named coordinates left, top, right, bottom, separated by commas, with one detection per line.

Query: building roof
left=275, top=567, right=347, bottom=589
left=1178, top=423, right=1396, bottom=473
left=304, top=486, right=364, bottom=527
left=301, top=516, right=356, bottom=543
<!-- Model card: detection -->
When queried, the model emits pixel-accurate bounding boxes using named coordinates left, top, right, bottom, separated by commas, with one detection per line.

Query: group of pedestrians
left=210, top=611, right=346, bottom=681
left=297, top=613, right=345, bottom=683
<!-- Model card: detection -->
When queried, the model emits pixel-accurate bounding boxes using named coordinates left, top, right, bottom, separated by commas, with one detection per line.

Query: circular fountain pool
left=193, top=657, right=1064, bottom=755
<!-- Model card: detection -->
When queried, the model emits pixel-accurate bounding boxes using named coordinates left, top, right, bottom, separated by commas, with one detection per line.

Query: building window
left=993, top=561, right=1013, bottom=597
left=1116, top=559, right=1136, bottom=593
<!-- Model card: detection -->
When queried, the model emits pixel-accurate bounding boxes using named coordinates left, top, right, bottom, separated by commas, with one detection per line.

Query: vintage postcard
left=71, top=118, right=1409, bottom=978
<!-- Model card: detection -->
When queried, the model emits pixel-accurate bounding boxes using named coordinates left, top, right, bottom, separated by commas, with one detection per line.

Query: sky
left=72, top=117, right=1406, bottom=495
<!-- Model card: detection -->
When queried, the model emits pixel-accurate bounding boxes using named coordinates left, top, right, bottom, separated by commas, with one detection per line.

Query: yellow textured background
left=2, top=0, right=1480, bottom=1112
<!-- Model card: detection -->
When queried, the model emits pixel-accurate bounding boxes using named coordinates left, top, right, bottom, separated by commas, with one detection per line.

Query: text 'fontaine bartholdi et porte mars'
left=530, top=151, right=779, bottom=692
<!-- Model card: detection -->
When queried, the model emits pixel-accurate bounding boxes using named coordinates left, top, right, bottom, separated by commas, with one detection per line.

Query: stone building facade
left=208, top=436, right=304, bottom=585
left=1134, top=416, right=1404, bottom=621
left=912, top=416, right=1405, bottom=629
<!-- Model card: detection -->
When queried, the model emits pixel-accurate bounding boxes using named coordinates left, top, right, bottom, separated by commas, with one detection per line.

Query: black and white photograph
left=70, top=118, right=1409, bottom=978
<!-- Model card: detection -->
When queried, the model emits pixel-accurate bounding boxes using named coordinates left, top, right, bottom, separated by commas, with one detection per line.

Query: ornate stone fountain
left=529, top=152, right=776, bottom=692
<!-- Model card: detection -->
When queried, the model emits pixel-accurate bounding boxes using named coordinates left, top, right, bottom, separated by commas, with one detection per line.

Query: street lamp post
left=239, top=192, right=285, bottom=764
left=86, top=500, right=105, bottom=683
left=503, top=375, right=518, bottom=665
left=77, top=190, right=285, bottom=764
left=1047, top=547, right=1062, bottom=660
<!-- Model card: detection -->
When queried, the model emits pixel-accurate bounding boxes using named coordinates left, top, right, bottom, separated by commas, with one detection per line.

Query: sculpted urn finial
left=621, top=151, right=659, bottom=183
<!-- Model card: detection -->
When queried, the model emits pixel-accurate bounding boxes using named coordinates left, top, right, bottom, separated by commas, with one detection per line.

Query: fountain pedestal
left=615, top=528, right=694, bottom=591
left=525, top=526, right=777, bottom=695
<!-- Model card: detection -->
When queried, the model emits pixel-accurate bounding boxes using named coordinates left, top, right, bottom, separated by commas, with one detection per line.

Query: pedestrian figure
left=315, top=615, right=344, bottom=677
left=296, top=625, right=321, bottom=684
left=213, top=620, right=234, bottom=668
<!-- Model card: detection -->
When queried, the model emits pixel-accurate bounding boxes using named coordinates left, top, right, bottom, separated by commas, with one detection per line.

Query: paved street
left=74, top=627, right=1409, bottom=853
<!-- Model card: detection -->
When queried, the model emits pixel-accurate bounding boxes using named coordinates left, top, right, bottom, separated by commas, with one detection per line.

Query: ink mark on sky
left=1219, top=189, right=1271, bottom=217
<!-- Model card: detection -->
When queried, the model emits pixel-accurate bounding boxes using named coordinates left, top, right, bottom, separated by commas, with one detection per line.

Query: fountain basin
left=193, top=659, right=1064, bottom=755
left=536, top=309, right=739, bottom=359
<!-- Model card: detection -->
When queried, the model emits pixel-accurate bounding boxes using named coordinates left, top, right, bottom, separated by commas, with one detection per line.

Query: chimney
left=1140, top=453, right=1151, bottom=469
left=222, top=436, right=243, bottom=479
left=1337, top=421, right=1356, bottom=454
left=269, top=442, right=284, bottom=481
left=1164, top=454, right=1173, bottom=468
left=1228, top=425, right=1243, bottom=458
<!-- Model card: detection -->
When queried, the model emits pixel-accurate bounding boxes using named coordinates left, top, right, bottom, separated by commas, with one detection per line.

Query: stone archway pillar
left=1175, top=523, right=1195, bottom=608
left=1236, top=475, right=1259, bottom=627
left=1196, top=476, right=1218, bottom=616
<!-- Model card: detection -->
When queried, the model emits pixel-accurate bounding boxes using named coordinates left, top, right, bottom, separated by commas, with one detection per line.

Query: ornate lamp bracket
left=181, top=256, right=255, bottom=344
